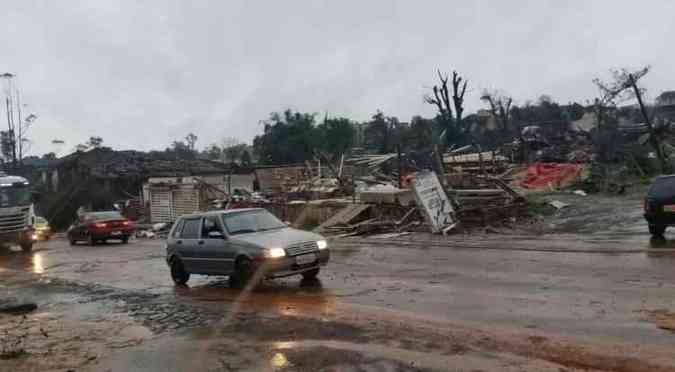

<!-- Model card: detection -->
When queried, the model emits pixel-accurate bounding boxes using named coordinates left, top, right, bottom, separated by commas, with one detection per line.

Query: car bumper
left=257, top=249, right=330, bottom=278
left=90, top=229, right=134, bottom=240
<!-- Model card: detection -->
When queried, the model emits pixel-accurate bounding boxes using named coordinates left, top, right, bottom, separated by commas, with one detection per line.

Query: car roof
left=0, top=175, right=29, bottom=185
left=180, top=208, right=263, bottom=218
left=83, top=211, right=123, bottom=217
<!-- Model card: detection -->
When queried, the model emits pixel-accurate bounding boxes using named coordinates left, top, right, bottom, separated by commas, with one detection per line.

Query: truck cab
left=0, top=173, right=36, bottom=252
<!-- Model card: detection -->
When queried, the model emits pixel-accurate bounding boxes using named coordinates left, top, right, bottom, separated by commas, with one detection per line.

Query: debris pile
left=315, top=170, right=527, bottom=237
left=519, top=162, right=586, bottom=190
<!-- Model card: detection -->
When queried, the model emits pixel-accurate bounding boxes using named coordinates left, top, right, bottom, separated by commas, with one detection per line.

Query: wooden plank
left=452, top=189, right=506, bottom=196
left=316, top=204, right=371, bottom=231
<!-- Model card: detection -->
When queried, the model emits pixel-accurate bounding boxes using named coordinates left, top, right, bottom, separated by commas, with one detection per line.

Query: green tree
left=240, top=150, right=252, bottom=167
left=42, top=152, right=57, bottom=160
left=316, top=116, right=355, bottom=157
left=253, top=110, right=319, bottom=165
left=364, top=111, right=399, bottom=153
left=203, top=144, right=222, bottom=160
left=403, top=116, right=434, bottom=151
left=87, top=136, right=104, bottom=148
left=167, top=140, right=196, bottom=160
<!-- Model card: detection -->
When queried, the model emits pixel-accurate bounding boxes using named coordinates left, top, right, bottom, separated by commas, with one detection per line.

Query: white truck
left=0, top=172, right=37, bottom=252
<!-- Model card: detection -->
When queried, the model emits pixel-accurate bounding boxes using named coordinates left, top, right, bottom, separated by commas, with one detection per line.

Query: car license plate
left=295, top=253, right=316, bottom=265
left=665, top=205, right=675, bottom=212
left=111, top=231, right=122, bottom=236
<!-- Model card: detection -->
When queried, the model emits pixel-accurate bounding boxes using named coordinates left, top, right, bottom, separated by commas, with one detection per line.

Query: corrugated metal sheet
left=172, top=186, right=200, bottom=218
left=443, top=151, right=507, bottom=164
left=150, top=187, right=172, bottom=223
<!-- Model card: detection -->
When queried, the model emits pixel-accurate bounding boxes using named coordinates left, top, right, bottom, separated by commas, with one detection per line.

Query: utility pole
left=629, top=73, right=668, bottom=173
left=1, top=73, right=17, bottom=167
left=16, top=90, right=22, bottom=165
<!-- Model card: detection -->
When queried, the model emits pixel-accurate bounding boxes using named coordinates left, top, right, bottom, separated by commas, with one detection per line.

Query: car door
left=167, top=218, right=185, bottom=260
left=176, top=217, right=203, bottom=273
left=199, top=215, right=234, bottom=275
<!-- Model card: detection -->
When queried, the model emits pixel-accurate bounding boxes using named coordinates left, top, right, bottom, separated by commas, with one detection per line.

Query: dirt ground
left=2, top=191, right=675, bottom=371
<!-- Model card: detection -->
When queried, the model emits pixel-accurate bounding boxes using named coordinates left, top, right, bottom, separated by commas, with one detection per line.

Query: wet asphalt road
left=2, top=231, right=675, bottom=350
left=0, top=227, right=675, bottom=371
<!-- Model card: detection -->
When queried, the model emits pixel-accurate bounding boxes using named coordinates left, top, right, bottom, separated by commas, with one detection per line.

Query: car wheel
left=230, top=257, right=256, bottom=289
left=301, top=268, right=320, bottom=280
left=649, top=224, right=666, bottom=237
left=69, top=239, right=76, bottom=246
left=170, top=259, right=190, bottom=285
left=121, top=236, right=129, bottom=244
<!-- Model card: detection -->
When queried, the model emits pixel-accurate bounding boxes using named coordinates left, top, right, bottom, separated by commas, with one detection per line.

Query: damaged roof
left=54, top=147, right=234, bottom=178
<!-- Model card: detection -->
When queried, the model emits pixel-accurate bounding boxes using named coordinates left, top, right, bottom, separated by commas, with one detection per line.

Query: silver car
left=165, top=208, right=330, bottom=287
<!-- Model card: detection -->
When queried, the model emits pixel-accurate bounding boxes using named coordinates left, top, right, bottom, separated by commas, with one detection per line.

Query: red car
left=67, top=211, right=135, bottom=245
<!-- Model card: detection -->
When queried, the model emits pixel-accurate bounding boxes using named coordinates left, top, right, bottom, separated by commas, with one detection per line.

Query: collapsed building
left=39, top=148, right=252, bottom=229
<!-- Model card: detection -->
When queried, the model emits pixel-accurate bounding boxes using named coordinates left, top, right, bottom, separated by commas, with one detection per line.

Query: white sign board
left=411, top=171, right=455, bottom=233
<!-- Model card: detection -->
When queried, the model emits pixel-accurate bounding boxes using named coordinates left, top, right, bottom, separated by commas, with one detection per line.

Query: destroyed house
left=42, top=148, right=236, bottom=229
left=143, top=172, right=255, bottom=223
left=254, top=162, right=354, bottom=195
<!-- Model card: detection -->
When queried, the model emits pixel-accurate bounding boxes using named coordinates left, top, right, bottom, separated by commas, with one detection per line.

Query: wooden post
left=352, top=175, right=356, bottom=203
left=479, top=151, right=485, bottom=176
left=434, top=145, right=446, bottom=187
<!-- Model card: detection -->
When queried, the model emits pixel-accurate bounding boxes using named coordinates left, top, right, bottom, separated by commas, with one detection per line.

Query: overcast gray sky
left=1, top=0, right=674, bottom=156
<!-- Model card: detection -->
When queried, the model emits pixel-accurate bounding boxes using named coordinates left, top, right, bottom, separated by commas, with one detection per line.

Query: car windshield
left=86, top=212, right=124, bottom=221
left=0, top=185, right=31, bottom=207
left=221, top=210, right=286, bottom=235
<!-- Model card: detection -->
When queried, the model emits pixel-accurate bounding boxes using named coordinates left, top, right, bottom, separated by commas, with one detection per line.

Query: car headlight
left=317, top=240, right=328, bottom=250
left=265, top=247, right=286, bottom=258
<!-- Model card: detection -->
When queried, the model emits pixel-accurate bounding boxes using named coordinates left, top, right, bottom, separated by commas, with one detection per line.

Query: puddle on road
left=264, top=339, right=570, bottom=371
left=174, top=278, right=337, bottom=316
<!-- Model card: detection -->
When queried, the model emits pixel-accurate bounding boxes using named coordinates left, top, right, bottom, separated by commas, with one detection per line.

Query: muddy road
left=2, top=214, right=675, bottom=371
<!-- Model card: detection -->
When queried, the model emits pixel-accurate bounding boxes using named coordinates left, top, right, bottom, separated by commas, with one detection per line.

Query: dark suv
left=644, top=175, right=675, bottom=236
left=165, top=208, right=330, bottom=287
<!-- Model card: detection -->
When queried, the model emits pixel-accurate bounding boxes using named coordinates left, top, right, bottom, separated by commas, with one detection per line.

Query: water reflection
left=33, top=253, right=44, bottom=273
left=270, top=352, right=289, bottom=368
left=175, top=277, right=336, bottom=316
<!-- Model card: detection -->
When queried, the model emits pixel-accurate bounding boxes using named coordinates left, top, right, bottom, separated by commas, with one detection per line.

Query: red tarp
left=520, top=162, right=585, bottom=190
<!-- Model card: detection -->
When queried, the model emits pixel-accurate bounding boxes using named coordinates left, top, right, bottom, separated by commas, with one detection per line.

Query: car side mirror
left=208, top=231, right=225, bottom=239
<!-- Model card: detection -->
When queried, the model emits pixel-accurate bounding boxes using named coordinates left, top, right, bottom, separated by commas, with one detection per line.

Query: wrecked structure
left=40, top=148, right=241, bottom=229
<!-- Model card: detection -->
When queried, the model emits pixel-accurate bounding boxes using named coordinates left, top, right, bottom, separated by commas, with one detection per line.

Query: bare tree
left=480, top=90, right=513, bottom=135
left=424, top=69, right=469, bottom=134
left=185, top=133, right=198, bottom=152
left=593, top=66, right=668, bottom=172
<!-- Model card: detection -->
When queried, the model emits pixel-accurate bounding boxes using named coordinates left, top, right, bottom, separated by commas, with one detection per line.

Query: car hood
left=230, top=227, right=324, bottom=248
